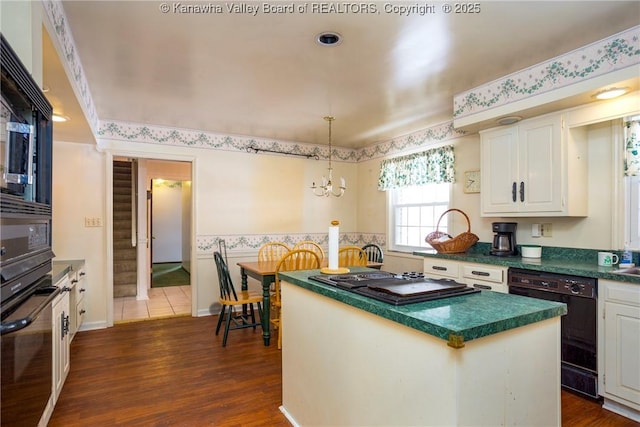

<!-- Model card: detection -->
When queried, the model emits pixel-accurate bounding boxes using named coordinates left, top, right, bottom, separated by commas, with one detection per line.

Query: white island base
left=281, top=282, right=562, bottom=427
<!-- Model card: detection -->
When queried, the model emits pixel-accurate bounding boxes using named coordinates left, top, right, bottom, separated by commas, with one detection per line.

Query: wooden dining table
left=237, top=259, right=383, bottom=346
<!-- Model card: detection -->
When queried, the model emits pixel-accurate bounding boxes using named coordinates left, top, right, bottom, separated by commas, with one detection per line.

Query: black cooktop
left=309, top=271, right=479, bottom=306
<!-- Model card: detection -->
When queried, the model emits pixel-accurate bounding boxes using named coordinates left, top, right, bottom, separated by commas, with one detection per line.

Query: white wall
left=52, top=141, right=108, bottom=329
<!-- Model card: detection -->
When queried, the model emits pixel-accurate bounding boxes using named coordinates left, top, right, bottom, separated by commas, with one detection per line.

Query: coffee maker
left=490, top=222, right=518, bottom=256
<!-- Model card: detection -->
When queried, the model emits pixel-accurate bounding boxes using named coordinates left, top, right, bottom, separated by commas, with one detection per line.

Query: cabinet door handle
left=79, top=309, right=86, bottom=315
left=520, top=181, right=525, bottom=202
left=79, top=272, right=86, bottom=277
left=71, top=279, right=78, bottom=284
left=431, top=266, right=447, bottom=271
left=60, top=312, right=68, bottom=338
left=79, top=288, right=86, bottom=293
left=512, top=182, right=517, bottom=202
left=471, top=270, right=490, bottom=277
left=472, top=283, right=492, bottom=290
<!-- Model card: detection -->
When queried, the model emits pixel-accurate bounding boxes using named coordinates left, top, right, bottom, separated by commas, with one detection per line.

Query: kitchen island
left=278, top=268, right=567, bottom=426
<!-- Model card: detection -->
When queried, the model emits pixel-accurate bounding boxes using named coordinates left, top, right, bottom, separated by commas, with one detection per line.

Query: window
left=626, top=176, right=640, bottom=249
left=389, top=184, right=450, bottom=252
left=378, top=145, right=455, bottom=252
left=624, top=116, right=640, bottom=249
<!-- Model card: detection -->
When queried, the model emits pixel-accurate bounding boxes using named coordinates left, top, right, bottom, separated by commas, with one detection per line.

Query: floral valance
left=378, top=145, right=455, bottom=190
left=625, top=119, right=640, bottom=176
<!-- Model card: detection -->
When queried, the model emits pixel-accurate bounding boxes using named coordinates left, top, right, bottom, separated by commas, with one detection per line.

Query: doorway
left=150, top=177, right=191, bottom=289
left=112, top=158, right=193, bottom=323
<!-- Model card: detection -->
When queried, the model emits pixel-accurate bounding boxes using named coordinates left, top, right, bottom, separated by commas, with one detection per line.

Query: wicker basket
left=425, top=208, right=479, bottom=254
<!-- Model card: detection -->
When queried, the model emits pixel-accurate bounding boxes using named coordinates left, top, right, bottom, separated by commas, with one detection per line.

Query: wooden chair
left=362, top=243, right=384, bottom=263
left=213, top=251, right=263, bottom=347
left=338, top=246, right=368, bottom=267
left=258, top=242, right=291, bottom=262
left=218, top=238, right=228, bottom=266
left=293, top=240, right=325, bottom=262
left=271, top=249, right=321, bottom=349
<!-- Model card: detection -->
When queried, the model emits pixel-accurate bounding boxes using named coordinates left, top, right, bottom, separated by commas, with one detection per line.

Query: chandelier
left=311, top=116, right=346, bottom=197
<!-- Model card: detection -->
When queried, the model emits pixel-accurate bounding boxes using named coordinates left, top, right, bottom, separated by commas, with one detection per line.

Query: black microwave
left=1, top=35, right=52, bottom=206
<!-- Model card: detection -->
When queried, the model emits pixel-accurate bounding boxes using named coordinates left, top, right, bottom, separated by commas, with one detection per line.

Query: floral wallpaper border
left=42, top=0, right=99, bottom=134
left=98, top=119, right=466, bottom=163
left=197, top=232, right=386, bottom=255
left=454, top=26, right=640, bottom=119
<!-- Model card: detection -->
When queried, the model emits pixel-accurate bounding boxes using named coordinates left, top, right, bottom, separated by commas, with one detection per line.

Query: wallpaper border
left=43, top=0, right=99, bottom=135
left=453, top=26, right=640, bottom=119
left=97, top=119, right=467, bottom=163
left=197, top=232, right=386, bottom=255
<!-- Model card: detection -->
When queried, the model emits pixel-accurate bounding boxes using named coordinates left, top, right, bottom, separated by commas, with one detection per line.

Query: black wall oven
left=508, top=268, right=598, bottom=398
left=1, top=34, right=55, bottom=425
left=1, top=275, right=59, bottom=426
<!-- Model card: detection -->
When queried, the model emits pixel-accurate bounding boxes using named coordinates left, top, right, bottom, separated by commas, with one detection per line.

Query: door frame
left=105, top=150, right=197, bottom=327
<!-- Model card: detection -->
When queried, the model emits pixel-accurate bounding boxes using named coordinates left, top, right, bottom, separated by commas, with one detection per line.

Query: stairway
left=113, top=160, right=137, bottom=297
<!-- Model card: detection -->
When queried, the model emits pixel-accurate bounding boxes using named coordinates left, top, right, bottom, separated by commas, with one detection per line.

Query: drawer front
left=423, top=259, right=459, bottom=279
left=602, top=280, right=640, bottom=307
left=464, top=279, right=508, bottom=293
left=462, top=264, right=505, bottom=284
left=76, top=299, right=85, bottom=327
left=74, top=277, right=86, bottom=302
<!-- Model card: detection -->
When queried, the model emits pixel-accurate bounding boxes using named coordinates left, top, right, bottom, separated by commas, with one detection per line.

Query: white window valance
left=377, top=145, right=455, bottom=190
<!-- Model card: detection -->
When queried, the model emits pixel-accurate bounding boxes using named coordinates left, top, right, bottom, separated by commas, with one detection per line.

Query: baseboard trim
left=279, top=405, right=300, bottom=427
left=602, top=398, right=640, bottom=423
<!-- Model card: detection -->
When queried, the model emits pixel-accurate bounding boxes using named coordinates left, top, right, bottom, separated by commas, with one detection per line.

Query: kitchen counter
left=279, top=267, right=566, bottom=347
left=279, top=267, right=564, bottom=426
left=52, top=259, right=84, bottom=284
left=414, top=243, right=640, bottom=284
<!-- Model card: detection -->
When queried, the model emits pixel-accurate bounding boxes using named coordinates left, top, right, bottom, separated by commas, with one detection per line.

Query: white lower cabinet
left=460, top=263, right=508, bottom=293
left=598, top=279, right=640, bottom=421
left=68, top=263, right=86, bottom=339
left=52, top=275, right=71, bottom=404
left=423, top=259, right=508, bottom=293
left=423, top=258, right=459, bottom=280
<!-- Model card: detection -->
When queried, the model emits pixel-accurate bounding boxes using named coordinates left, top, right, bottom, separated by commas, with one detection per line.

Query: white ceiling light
left=496, top=116, right=522, bottom=126
left=52, top=114, right=70, bottom=122
left=593, top=87, right=630, bottom=100
left=311, top=116, right=346, bottom=198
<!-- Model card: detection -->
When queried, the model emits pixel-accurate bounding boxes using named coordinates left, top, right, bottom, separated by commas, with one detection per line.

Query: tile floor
left=113, top=285, right=191, bottom=323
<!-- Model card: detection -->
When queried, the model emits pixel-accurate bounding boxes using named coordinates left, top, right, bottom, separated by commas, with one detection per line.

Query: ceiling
left=43, top=1, right=640, bottom=149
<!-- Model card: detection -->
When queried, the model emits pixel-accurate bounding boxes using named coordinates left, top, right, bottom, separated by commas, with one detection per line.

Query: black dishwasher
left=508, top=268, right=598, bottom=399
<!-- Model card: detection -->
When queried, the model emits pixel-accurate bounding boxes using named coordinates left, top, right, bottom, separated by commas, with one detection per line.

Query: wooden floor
left=50, top=315, right=639, bottom=427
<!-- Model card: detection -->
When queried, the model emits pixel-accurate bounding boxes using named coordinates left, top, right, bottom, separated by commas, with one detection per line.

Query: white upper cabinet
left=480, top=113, right=588, bottom=217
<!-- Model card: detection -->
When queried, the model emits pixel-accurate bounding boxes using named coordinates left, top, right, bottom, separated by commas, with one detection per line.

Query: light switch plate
left=84, top=217, right=103, bottom=227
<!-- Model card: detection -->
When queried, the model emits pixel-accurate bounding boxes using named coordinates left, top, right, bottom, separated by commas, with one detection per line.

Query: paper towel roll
left=328, top=221, right=339, bottom=270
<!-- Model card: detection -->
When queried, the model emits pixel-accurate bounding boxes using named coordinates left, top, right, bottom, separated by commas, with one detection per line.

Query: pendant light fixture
left=311, top=116, right=346, bottom=197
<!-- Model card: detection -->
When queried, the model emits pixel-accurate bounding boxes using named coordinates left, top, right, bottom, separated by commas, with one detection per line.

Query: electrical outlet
left=531, top=224, right=541, bottom=238
left=541, top=223, right=553, bottom=237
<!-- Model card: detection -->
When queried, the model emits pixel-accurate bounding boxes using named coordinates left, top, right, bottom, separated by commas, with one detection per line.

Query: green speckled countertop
left=414, top=242, right=640, bottom=284
left=279, top=267, right=567, bottom=348
left=52, top=259, right=85, bottom=284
